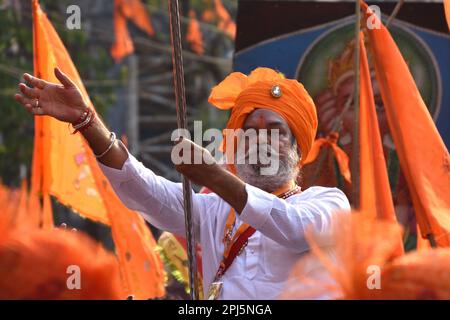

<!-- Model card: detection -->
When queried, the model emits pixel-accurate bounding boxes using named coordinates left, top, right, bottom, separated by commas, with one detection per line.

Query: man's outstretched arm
left=15, top=68, right=128, bottom=169
left=14, top=68, right=209, bottom=235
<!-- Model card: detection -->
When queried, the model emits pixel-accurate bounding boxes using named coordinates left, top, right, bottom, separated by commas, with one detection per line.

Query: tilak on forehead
left=208, top=67, right=318, bottom=167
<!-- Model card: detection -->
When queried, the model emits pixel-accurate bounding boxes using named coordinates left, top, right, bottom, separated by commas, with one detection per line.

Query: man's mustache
left=235, top=143, right=280, bottom=165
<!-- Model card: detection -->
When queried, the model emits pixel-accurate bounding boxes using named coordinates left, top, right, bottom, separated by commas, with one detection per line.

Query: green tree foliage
left=0, top=0, right=117, bottom=187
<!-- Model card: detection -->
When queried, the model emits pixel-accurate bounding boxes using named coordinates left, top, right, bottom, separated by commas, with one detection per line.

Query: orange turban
left=208, top=67, right=318, bottom=166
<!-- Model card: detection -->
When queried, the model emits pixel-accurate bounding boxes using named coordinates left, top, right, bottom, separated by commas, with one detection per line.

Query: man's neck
left=270, top=180, right=296, bottom=196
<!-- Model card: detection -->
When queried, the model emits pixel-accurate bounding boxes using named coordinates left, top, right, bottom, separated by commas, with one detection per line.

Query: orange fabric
left=284, top=212, right=450, bottom=299
left=120, top=0, right=155, bottom=37
left=359, top=34, right=403, bottom=255
left=42, top=192, right=54, bottom=229
left=363, top=3, right=450, bottom=246
left=202, top=9, right=215, bottom=23
left=416, top=223, right=431, bottom=251
left=0, top=184, right=16, bottom=235
left=209, top=67, right=318, bottom=170
left=32, top=0, right=165, bottom=299
left=445, top=0, right=450, bottom=31
left=303, top=132, right=351, bottom=183
left=27, top=190, right=42, bottom=228
left=0, top=228, right=122, bottom=300
left=359, top=33, right=397, bottom=223
left=215, top=0, right=236, bottom=39
left=111, top=0, right=134, bottom=63
left=15, top=179, right=28, bottom=226
left=111, top=0, right=154, bottom=63
left=187, top=10, right=204, bottom=55
left=0, top=181, right=40, bottom=234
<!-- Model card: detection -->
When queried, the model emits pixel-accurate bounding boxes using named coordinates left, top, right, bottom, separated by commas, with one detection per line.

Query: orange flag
left=215, top=0, right=236, bottom=39
left=359, top=32, right=403, bottom=255
left=111, top=0, right=134, bottom=63
left=0, top=184, right=16, bottom=234
left=303, top=132, right=351, bottom=184
left=14, top=179, right=30, bottom=228
left=359, top=33, right=397, bottom=222
left=16, top=180, right=27, bottom=219
left=32, top=0, right=165, bottom=299
left=111, top=0, right=154, bottom=63
left=445, top=0, right=450, bottom=31
left=27, top=189, right=42, bottom=228
left=187, top=10, right=204, bottom=55
left=416, top=223, right=431, bottom=250
left=363, top=3, right=450, bottom=246
left=120, top=0, right=155, bottom=37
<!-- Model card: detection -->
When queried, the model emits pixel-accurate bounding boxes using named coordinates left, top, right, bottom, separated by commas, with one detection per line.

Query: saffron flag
left=111, top=0, right=154, bottom=63
left=359, top=33, right=397, bottom=222
left=0, top=184, right=16, bottom=234
left=111, top=0, right=134, bottom=63
left=0, top=181, right=40, bottom=230
left=14, top=179, right=31, bottom=228
left=120, top=0, right=155, bottom=37
left=32, top=0, right=165, bottom=299
left=27, top=189, right=42, bottom=228
left=363, top=3, right=450, bottom=246
left=187, top=10, right=204, bottom=55
left=445, top=0, right=450, bottom=31
left=359, top=33, right=403, bottom=254
left=215, top=0, right=236, bottom=39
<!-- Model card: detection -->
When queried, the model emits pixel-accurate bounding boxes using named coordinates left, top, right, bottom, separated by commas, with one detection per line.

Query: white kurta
left=98, top=152, right=351, bottom=300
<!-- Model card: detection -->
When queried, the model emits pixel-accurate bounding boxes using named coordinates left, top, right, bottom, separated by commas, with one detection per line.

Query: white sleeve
left=239, top=184, right=351, bottom=253
left=97, top=153, right=212, bottom=236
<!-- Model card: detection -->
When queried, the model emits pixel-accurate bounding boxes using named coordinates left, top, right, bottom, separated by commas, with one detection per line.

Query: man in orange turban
left=15, top=67, right=350, bottom=299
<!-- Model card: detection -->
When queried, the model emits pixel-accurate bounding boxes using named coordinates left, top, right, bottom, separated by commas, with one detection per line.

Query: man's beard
left=236, top=143, right=300, bottom=193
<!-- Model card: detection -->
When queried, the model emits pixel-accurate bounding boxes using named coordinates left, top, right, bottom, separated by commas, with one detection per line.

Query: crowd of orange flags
left=0, top=0, right=449, bottom=300
left=111, top=0, right=236, bottom=62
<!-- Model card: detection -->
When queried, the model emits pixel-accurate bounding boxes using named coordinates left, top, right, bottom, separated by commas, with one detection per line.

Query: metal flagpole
left=167, top=0, right=200, bottom=299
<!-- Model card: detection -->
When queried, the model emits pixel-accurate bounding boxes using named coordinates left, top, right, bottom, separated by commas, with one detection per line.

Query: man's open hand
left=14, top=67, right=88, bottom=123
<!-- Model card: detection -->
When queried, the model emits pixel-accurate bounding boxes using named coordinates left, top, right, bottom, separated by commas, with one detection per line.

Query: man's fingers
left=54, top=67, right=75, bottom=89
left=23, top=73, right=46, bottom=89
left=30, top=106, right=45, bottom=115
left=15, top=93, right=45, bottom=116
left=19, top=83, right=40, bottom=99
left=14, top=93, right=33, bottom=107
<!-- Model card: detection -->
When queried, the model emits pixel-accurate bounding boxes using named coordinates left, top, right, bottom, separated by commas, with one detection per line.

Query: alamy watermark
left=366, top=265, right=381, bottom=290
left=66, top=264, right=81, bottom=290
left=66, top=5, right=81, bottom=30
left=170, top=121, right=282, bottom=176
